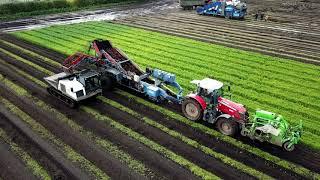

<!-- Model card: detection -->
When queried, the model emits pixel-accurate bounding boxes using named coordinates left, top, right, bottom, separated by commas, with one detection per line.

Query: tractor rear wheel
left=182, top=98, right=203, bottom=121
left=283, top=141, right=295, bottom=152
left=216, top=118, right=238, bottom=136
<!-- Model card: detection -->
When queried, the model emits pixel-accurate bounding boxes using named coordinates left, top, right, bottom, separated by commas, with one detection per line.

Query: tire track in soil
left=105, top=91, right=304, bottom=179
left=2, top=33, right=320, bottom=176
left=0, top=75, right=144, bottom=180
left=0, top=134, right=37, bottom=180
left=0, top=112, right=72, bottom=179
left=0, top=46, right=198, bottom=180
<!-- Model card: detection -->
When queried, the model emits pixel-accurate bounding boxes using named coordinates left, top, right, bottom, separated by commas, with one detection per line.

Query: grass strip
left=82, top=106, right=220, bottom=180
left=0, top=127, right=50, bottom=180
left=117, top=90, right=320, bottom=179
left=0, top=72, right=153, bottom=178
left=97, top=96, right=272, bottom=179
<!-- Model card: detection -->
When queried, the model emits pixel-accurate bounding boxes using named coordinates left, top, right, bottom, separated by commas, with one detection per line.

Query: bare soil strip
left=0, top=134, right=36, bottom=180
left=0, top=107, right=84, bottom=179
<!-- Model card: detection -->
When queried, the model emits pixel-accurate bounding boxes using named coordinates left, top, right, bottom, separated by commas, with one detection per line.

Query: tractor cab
left=191, top=78, right=224, bottom=107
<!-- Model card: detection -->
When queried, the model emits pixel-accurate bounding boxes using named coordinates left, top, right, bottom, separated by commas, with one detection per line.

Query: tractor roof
left=191, top=78, right=223, bottom=92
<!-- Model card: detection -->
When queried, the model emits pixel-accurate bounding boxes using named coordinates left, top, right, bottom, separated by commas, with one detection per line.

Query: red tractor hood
left=218, top=97, right=247, bottom=120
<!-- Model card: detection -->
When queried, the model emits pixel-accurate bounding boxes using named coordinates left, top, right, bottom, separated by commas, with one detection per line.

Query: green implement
left=241, top=110, right=302, bottom=151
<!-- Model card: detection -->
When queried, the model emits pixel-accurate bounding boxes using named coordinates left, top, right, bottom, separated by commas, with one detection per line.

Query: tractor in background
left=196, top=0, right=247, bottom=19
left=44, top=39, right=302, bottom=151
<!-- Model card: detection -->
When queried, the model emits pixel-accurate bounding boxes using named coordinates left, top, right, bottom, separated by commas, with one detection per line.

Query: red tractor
left=182, top=78, right=248, bottom=136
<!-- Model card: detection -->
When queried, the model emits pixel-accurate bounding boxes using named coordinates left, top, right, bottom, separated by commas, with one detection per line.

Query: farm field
left=116, top=10, right=320, bottom=65
left=0, top=19, right=319, bottom=179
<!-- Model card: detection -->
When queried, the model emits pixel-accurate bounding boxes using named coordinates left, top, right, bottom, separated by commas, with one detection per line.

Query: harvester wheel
left=283, top=141, right=295, bottom=152
left=216, top=118, right=238, bottom=136
left=182, top=98, right=203, bottom=121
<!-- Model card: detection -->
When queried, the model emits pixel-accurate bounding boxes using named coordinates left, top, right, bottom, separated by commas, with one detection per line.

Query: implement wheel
left=216, top=118, right=238, bottom=136
left=283, top=141, right=295, bottom=152
left=182, top=98, right=203, bottom=121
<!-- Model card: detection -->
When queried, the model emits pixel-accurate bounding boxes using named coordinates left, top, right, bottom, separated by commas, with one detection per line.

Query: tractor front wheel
left=283, top=141, right=295, bottom=152
left=182, top=98, right=203, bottom=121
left=216, top=118, right=238, bottom=136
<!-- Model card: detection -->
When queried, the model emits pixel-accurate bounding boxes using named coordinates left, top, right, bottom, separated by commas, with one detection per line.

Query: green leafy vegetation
left=0, top=0, right=143, bottom=21
left=13, top=21, right=320, bottom=148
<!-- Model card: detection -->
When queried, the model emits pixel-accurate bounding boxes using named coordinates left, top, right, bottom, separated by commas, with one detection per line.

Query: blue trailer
left=196, top=0, right=247, bottom=19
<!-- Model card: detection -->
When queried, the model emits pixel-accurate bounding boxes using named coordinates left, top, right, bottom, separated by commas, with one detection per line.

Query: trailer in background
left=179, top=0, right=207, bottom=10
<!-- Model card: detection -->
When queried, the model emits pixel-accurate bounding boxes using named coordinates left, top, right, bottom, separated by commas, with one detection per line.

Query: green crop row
left=97, top=96, right=272, bottom=179
left=0, top=75, right=109, bottom=180
left=16, top=29, right=320, bottom=138
left=0, top=126, right=50, bottom=180
left=41, top=23, right=320, bottom=102
left=0, top=47, right=53, bottom=76
left=116, top=90, right=320, bottom=179
left=13, top=23, right=320, bottom=123
left=82, top=106, right=220, bottom=180
left=27, top=21, right=320, bottom=75
left=16, top=26, right=320, bottom=124
left=81, top=22, right=320, bottom=84
left=5, top=30, right=320, bottom=146
left=8, top=23, right=319, bottom=145
left=0, top=40, right=61, bottom=67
